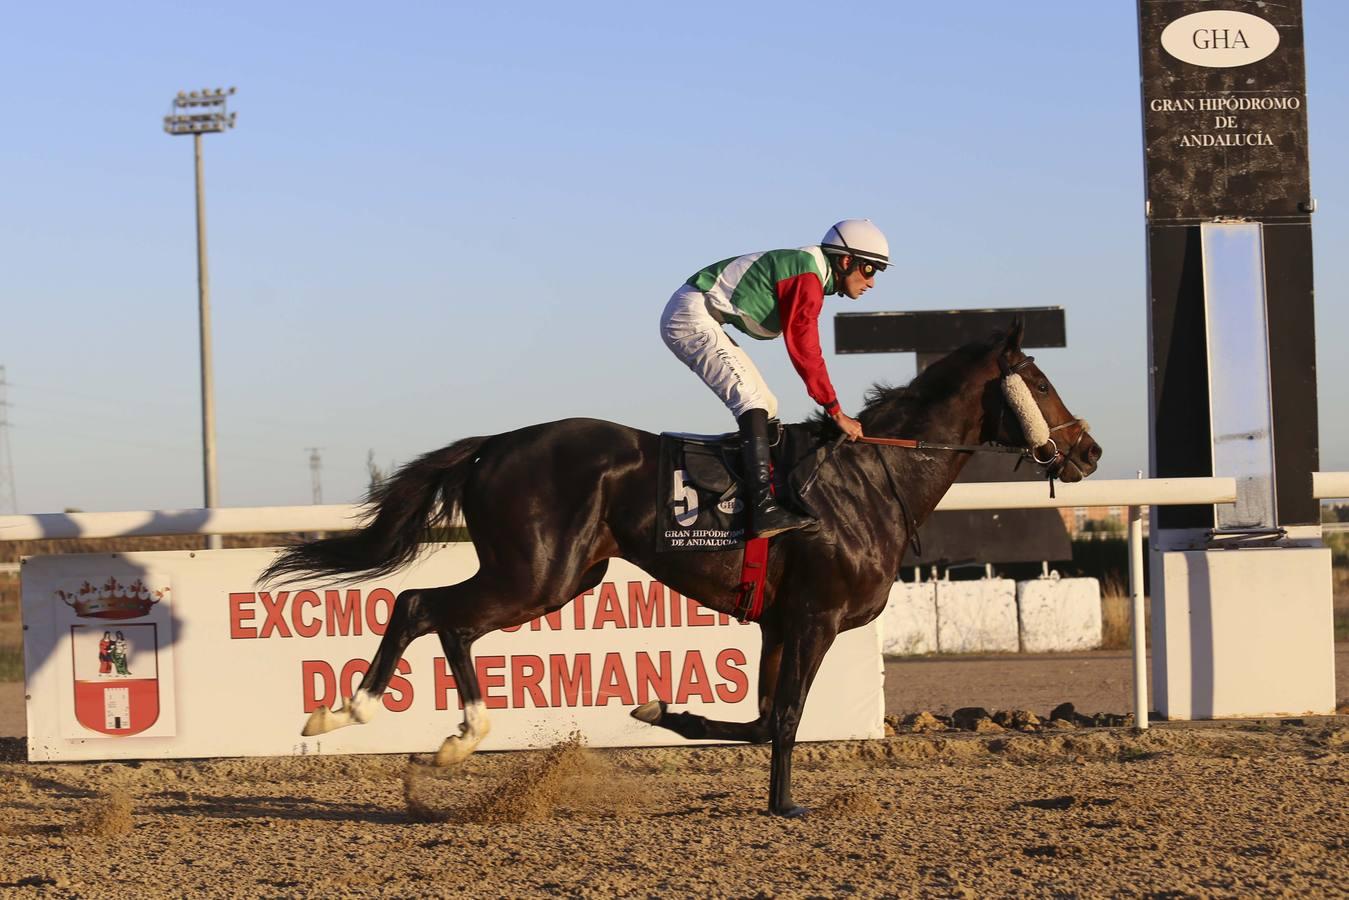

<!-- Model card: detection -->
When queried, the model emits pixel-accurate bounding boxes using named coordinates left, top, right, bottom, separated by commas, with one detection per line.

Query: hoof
left=301, top=705, right=337, bottom=737
left=771, top=804, right=810, bottom=819
left=631, top=700, right=666, bottom=725
left=433, top=736, right=473, bottom=767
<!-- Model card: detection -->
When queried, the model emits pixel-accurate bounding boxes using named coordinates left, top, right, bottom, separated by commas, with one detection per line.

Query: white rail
left=0, top=504, right=365, bottom=542
left=3, top=472, right=1345, bottom=735
left=0, top=477, right=1241, bottom=541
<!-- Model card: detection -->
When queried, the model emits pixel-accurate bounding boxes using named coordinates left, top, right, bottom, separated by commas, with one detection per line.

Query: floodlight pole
left=192, top=131, right=220, bottom=549
left=165, top=88, right=236, bottom=550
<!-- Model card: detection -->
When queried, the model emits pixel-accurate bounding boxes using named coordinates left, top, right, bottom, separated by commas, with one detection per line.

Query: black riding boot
left=737, top=408, right=813, bottom=538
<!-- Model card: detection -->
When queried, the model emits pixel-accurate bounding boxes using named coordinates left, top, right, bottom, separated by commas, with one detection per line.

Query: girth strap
left=734, top=537, right=770, bottom=622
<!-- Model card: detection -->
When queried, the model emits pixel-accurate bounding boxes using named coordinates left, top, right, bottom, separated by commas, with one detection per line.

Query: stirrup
left=751, top=502, right=814, bottom=539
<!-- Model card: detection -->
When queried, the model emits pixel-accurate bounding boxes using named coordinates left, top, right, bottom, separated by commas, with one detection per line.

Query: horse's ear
left=1004, top=318, right=1025, bottom=355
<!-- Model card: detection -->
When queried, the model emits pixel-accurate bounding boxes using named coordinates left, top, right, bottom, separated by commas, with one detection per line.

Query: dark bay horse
left=262, top=322, right=1101, bottom=816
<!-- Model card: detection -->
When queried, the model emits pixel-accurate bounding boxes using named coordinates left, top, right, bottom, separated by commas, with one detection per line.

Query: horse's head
left=984, top=321, right=1102, bottom=483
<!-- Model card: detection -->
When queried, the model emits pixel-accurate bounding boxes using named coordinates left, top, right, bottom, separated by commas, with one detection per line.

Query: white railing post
left=1128, top=503, right=1148, bottom=730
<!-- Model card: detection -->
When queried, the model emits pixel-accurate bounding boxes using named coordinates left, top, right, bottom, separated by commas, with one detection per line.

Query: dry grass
left=1099, top=575, right=1148, bottom=651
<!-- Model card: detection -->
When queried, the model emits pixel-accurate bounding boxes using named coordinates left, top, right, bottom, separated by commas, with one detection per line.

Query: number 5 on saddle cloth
left=657, top=423, right=829, bottom=622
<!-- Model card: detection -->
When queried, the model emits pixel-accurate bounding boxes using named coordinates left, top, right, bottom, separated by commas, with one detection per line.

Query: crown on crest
left=57, top=577, right=167, bottom=620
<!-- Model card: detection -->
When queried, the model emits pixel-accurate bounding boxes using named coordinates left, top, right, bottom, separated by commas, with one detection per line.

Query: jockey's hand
left=832, top=410, right=864, bottom=441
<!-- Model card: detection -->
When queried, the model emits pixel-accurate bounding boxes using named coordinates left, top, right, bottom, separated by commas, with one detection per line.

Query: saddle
left=657, top=423, right=832, bottom=621
left=657, top=423, right=824, bottom=548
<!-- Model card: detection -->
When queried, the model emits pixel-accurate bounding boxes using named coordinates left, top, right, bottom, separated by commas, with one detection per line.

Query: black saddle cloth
left=656, top=423, right=829, bottom=552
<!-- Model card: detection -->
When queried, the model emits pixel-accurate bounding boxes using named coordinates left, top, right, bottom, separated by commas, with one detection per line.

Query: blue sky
left=3, top=1, right=1348, bottom=513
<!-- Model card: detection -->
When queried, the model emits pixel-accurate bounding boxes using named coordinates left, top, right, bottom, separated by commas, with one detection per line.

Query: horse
left=261, top=321, right=1101, bottom=817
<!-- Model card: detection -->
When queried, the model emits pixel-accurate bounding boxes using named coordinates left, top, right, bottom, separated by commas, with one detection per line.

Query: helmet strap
left=827, top=253, right=852, bottom=295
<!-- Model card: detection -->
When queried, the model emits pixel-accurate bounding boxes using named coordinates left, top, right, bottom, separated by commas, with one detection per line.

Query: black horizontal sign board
left=1139, top=0, right=1310, bottom=222
left=835, top=307, right=1065, bottom=355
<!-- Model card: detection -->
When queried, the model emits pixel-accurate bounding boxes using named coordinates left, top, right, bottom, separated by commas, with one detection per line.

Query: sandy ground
left=1, top=722, right=1346, bottom=896
left=0, top=651, right=1346, bottom=896
left=883, top=647, right=1349, bottom=718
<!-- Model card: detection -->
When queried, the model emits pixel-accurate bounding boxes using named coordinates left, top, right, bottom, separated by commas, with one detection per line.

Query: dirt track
left=1, top=650, right=1347, bottom=896
left=1, top=722, right=1346, bottom=897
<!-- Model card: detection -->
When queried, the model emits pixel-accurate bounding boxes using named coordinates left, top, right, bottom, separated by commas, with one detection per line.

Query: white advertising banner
left=23, top=546, right=883, bottom=762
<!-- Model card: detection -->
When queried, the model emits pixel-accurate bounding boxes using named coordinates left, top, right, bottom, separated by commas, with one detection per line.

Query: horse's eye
left=1037, top=382, right=1049, bottom=394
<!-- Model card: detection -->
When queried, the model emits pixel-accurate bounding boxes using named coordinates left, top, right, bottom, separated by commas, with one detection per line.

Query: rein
left=854, top=435, right=1026, bottom=456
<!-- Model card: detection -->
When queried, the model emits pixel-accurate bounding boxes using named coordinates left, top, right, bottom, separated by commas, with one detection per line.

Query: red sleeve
left=777, top=273, right=841, bottom=415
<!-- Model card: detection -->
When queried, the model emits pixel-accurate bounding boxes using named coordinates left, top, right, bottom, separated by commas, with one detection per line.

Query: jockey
left=660, top=218, right=889, bottom=538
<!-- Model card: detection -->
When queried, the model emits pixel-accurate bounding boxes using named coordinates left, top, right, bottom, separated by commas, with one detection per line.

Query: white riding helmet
left=820, top=218, right=890, bottom=267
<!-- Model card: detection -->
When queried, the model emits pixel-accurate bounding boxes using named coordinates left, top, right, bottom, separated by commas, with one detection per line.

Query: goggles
left=857, top=259, right=886, bottom=278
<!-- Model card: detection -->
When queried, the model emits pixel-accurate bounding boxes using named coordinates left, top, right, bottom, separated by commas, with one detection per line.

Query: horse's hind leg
left=301, top=588, right=438, bottom=736
left=431, top=624, right=489, bottom=765
left=631, top=617, right=784, bottom=744
left=431, top=561, right=610, bottom=766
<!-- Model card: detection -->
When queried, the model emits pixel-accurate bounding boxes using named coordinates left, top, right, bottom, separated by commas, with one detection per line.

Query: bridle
left=995, top=354, right=1092, bottom=483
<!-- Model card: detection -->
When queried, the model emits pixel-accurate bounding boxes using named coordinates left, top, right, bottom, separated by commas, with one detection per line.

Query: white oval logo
left=1161, top=11, right=1279, bottom=68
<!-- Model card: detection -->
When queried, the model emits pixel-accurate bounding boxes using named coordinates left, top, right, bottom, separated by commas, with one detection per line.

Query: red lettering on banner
left=715, top=649, right=749, bottom=702
left=292, top=590, right=322, bottom=638
left=718, top=612, right=733, bottom=626
left=511, top=655, right=547, bottom=707
left=259, top=592, right=293, bottom=638
left=593, top=583, right=626, bottom=629
left=596, top=652, right=634, bottom=706
left=572, top=590, right=590, bottom=630
left=385, top=659, right=414, bottom=712
left=550, top=653, right=592, bottom=706
left=628, top=582, right=664, bottom=628
left=676, top=650, right=714, bottom=703
left=229, top=593, right=257, bottom=639
left=433, top=657, right=461, bottom=710
left=669, top=591, right=683, bottom=627
left=685, top=597, right=714, bottom=627
left=634, top=651, right=672, bottom=703
left=302, top=660, right=335, bottom=712
left=308, top=651, right=747, bottom=716
left=477, top=655, right=507, bottom=709
left=326, top=589, right=361, bottom=636
left=365, top=589, right=393, bottom=636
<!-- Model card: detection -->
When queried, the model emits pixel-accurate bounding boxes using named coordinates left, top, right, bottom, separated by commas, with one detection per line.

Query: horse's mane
left=806, top=332, right=1003, bottom=436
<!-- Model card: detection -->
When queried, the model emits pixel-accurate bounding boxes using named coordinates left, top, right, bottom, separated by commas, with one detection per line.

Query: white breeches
left=659, top=285, right=778, bottom=420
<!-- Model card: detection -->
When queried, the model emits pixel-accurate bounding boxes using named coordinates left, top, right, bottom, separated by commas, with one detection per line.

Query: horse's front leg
left=768, top=615, right=838, bottom=818
left=302, top=588, right=437, bottom=736
left=630, top=618, right=784, bottom=743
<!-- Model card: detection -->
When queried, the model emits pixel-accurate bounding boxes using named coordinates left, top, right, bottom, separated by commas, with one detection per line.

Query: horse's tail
left=259, top=435, right=489, bottom=586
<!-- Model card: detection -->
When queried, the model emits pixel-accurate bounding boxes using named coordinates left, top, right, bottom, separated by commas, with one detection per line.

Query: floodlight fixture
left=164, top=85, right=237, bottom=134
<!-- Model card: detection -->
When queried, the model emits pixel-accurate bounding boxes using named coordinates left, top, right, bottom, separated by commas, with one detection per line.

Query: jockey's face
left=840, top=256, right=877, bottom=300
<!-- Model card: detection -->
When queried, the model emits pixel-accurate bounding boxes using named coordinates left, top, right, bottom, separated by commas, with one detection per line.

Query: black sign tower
left=1140, top=0, right=1317, bottom=533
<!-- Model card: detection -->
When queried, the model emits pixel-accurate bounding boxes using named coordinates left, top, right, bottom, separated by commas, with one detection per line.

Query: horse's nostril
left=1088, top=443, right=1102, bottom=463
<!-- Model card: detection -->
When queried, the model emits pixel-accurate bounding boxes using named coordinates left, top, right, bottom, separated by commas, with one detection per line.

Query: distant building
left=1059, top=505, right=1146, bottom=538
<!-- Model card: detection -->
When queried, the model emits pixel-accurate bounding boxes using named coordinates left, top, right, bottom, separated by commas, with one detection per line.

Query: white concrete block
left=1151, top=547, right=1336, bottom=719
left=935, top=579, right=1018, bottom=653
left=880, top=582, right=938, bottom=656
left=1017, top=577, right=1103, bottom=653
